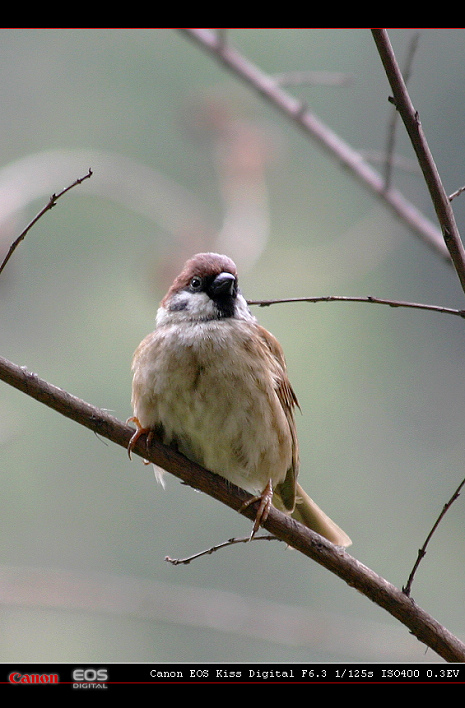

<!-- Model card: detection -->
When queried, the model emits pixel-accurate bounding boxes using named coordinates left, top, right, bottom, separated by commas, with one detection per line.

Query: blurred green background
left=0, top=28, right=464, bottom=664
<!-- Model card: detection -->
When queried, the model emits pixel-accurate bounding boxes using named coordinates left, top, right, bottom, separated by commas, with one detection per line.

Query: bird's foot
left=126, top=416, right=153, bottom=463
left=239, top=479, right=273, bottom=539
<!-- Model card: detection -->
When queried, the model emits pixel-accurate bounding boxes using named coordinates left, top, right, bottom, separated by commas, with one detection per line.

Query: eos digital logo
left=72, top=668, right=108, bottom=689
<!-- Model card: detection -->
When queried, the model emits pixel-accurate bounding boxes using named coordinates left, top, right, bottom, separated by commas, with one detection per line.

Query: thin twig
left=449, top=185, right=465, bottom=202
left=0, top=168, right=93, bottom=277
left=248, top=295, right=465, bottom=319
left=403, top=476, right=465, bottom=597
left=165, top=534, right=279, bottom=565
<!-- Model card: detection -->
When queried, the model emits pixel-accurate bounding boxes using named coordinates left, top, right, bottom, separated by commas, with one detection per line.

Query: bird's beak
left=210, top=272, right=236, bottom=297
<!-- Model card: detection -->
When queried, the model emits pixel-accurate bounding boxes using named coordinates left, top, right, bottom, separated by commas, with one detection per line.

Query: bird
left=127, top=252, right=351, bottom=547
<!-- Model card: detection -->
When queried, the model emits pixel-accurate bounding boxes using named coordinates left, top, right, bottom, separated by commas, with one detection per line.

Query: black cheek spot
left=169, top=300, right=188, bottom=312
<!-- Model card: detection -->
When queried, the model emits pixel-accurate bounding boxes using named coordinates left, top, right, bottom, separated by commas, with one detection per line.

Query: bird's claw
left=239, top=479, right=273, bottom=540
left=126, top=416, right=152, bottom=461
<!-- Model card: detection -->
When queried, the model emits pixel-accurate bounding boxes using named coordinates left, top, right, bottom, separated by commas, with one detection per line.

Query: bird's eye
left=189, top=276, right=202, bottom=291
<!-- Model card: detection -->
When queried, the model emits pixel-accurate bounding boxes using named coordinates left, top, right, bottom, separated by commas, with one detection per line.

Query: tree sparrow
left=128, top=252, right=351, bottom=547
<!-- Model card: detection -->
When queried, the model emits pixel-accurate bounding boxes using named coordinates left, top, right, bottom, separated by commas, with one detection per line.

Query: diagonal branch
left=403, top=475, right=465, bottom=597
left=372, top=29, right=465, bottom=294
left=1, top=353, right=465, bottom=662
left=179, top=28, right=449, bottom=263
left=0, top=168, right=93, bottom=277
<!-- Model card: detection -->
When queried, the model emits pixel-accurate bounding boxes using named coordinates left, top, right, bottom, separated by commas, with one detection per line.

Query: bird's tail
left=290, top=483, right=351, bottom=547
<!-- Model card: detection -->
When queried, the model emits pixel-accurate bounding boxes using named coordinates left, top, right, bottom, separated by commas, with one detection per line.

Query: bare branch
left=403, top=476, right=465, bottom=597
left=165, top=533, right=279, bottom=565
left=179, top=28, right=449, bottom=263
left=372, top=29, right=465, bottom=294
left=1, top=353, right=465, bottom=661
left=0, top=168, right=93, bottom=277
left=248, top=295, right=465, bottom=319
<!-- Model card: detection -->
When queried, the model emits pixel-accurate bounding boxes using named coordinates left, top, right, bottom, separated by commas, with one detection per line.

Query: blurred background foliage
left=0, top=28, right=464, bottom=663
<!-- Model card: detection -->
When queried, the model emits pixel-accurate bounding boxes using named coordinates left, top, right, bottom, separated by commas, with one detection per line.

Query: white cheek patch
left=235, top=293, right=256, bottom=322
left=186, top=292, right=218, bottom=320
left=157, top=291, right=218, bottom=325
